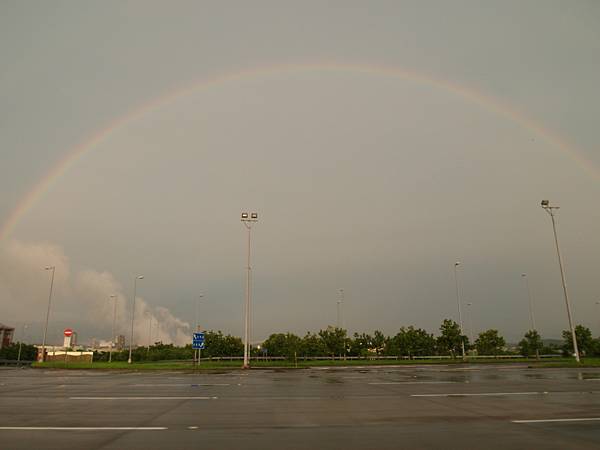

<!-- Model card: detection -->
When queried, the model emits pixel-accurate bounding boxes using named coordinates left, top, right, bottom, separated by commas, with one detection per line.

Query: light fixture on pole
left=453, top=262, right=466, bottom=360
left=109, top=295, right=117, bottom=363
left=41, top=266, right=56, bottom=363
left=241, top=212, right=258, bottom=369
left=541, top=200, right=579, bottom=363
left=128, top=275, right=144, bottom=364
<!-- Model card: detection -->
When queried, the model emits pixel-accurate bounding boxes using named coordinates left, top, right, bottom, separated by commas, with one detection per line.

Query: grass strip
left=31, top=357, right=600, bottom=370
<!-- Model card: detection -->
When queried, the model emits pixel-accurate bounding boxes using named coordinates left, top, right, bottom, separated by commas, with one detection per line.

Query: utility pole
left=241, top=212, right=258, bottom=369
left=128, top=275, right=144, bottom=364
left=541, top=200, right=579, bottom=363
left=41, top=266, right=56, bottom=363
left=337, top=288, right=344, bottom=329
left=454, top=262, right=466, bottom=360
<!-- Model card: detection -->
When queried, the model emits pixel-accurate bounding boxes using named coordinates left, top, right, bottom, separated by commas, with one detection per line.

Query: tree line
left=261, top=321, right=600, bottom=360
left=0, top=343, right=37, bottom=361
left=261, top=320, right=511, bottom=359
left=92, top=319, right=571, bottom=362
left=22, top=320, right=600, bottom=362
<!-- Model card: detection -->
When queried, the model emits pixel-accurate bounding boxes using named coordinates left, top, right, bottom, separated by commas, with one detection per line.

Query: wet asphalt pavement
left=2, top=364, right=600, bottom=449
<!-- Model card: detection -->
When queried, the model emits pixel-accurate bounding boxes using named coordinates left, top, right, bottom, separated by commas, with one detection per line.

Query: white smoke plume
left=0, top=239, right=191, bottom=346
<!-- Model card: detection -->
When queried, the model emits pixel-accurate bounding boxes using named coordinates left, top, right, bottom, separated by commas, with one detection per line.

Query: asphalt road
left=2, top=364, right=600, bottom=449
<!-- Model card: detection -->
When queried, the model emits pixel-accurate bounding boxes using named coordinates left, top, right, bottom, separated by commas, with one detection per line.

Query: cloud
left=0, top=239, right=191, bottom=346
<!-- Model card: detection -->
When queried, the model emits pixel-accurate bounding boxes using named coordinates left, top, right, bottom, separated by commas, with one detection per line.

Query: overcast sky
left=1, top=1, right=599, bottom=346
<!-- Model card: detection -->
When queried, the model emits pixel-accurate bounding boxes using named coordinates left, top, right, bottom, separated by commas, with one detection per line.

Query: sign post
left=192, top=332, right=205, bottom=367
left=63, top=329, right=73, bottom=365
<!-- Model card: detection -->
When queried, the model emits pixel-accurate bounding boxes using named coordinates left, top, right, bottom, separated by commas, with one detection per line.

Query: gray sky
left=1, top=0, right=599, bottom=346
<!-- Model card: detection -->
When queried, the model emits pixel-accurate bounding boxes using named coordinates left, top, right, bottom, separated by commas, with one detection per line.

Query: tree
left=349, top=332, right=372, bottom=357
left=202, top=330, right=243, bottom=357
left=0, top=343, right=37, bottom=361
left=318, top=327, right=348, bottom=357
left=518, top=330, right=542, bottom=358
left=371, top=330, right=387, bottom=355
left=300, top=332, right=328, bottom=357
left=475, top=329, right=506, bottom=356
left=385, top=327, right=435, bottom=358
left=562, top=325, right=594, bottom=357
left=436, top=319, right=467, bottom=358
left=263, top=333, right=301, bottom=359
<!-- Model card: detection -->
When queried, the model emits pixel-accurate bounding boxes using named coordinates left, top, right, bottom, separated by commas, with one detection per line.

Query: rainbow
left=0, top=61, right=595, bottom=242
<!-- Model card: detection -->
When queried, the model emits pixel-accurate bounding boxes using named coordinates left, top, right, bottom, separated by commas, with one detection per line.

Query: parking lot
left=2, top=364, right=600, bottom=449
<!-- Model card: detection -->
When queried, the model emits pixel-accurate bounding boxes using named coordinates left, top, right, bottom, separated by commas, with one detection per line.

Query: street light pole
left=128, top=275, right=144, bottom=364
left=146, top=312, right=152, bottom=356
left=541, top=200, right=580, bottom=363
left=521, top=274, right=536, bottom=332
left=109, top=295, right=117, bottom=363
left=241, top=212, right=258, bottom=369
left=466, top=302, right=474, bottom=347
left=453, top=262, right=466, bottom=360
left=41, top=266, right=56, bottom=363
left=337, top=289, right=344, bottom=329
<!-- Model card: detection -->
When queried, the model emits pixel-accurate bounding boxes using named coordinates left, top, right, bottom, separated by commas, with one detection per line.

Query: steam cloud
left=0, top=239, right=191, bottom=346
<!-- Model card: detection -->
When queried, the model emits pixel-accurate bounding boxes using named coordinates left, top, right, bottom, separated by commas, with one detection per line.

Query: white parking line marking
left=370, top=382, right=458, bottom=385
left=0, top=427, right=167, bottom=431
left=130, top=384, right=230, bottom=387
left=70, top=396, right=217, bottom=400
left=411, top=392, right=547, bottom=397
left=513, top=418, right=600, bottom=424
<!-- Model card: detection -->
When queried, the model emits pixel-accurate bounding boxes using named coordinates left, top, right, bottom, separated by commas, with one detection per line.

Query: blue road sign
left=192, top=332, right=205, bottom=350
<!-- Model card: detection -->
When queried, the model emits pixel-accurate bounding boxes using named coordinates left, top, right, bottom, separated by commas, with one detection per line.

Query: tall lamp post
left=241, top=212, right=258, bottom=369
left=146, top=312, right=153, bottom=356
left=521, top=274, right=537, bottom=332
left=109, top=295, right=117, bottom=363
left=337, top=289, right=344, bottom=329
left=541, top=200, right=579, bottom=363
left=128, top=275, right=144, bottom=364
left=41, top=266, right=56, bottom=363
left=453, top=262, right=466, bottom=360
